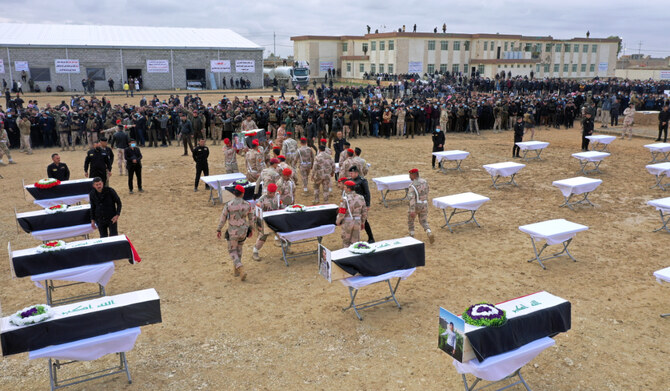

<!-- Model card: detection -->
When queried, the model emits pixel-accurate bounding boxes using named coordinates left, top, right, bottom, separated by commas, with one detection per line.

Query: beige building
left=292, top=32, right=620, bottom=80
left=614, top=54, right=670, bottom=80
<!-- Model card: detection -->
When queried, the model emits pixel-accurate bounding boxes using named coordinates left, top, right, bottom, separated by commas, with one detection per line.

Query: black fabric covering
left=26, top=180, right=93, bottom=200
left=17, top=208, right=91, bottom=233
left=333, top=242, right=425, bottom=276
left=224, top=183, right=260, bottom=201
left=1, top=299, right=161, bottom=356
left=13, top=238, right=133, bottom=277
left=467, top=301, right=571, bottom=362
left=264, top=208, right=338, bottom=233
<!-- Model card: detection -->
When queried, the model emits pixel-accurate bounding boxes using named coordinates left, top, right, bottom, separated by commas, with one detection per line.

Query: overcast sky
left=0, top=0, right=667, bottom=58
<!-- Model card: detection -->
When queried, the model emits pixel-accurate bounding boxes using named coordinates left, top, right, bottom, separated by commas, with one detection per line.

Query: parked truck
left=263, top=61, right=310, bottom=88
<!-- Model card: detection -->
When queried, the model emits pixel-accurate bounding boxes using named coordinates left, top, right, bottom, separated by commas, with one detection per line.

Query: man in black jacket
left=84, top=140, right=112, bottom=186
left=581, top=112, right=594, bottom=151
left=192, top=138, right=210, bottom=192
left=349, top=166, right=375, bottom=243
left=432, top=125, right=445, bottom=169
left=89, top=177, right=122, bottom=237
left=125, top=139, right=143, bottom=193
left=657, top=105, right=670, bottom=142
left=47, top=153, right=70, bottom=181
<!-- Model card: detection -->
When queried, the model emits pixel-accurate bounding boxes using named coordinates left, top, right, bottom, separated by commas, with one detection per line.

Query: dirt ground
left=1, top=93, right=669, bottom=390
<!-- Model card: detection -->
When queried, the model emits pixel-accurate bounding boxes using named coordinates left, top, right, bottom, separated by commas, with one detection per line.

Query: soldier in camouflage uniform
left=281, top=131, right=299, bottom=169
left=212, top=110, right=223, bottom=145
left=336, top=180, right=368, bottom=247
left=223, top=138, right=239, bottom=173
left=255, top=158, right=280, bottom=195
left=276, top=154, right=297, bottom=183
left=396, top=106, right=406, bottom=138
left=311, top=144, right=335, bottom=203
left=276, top=168, right=296, bottom=206
left=0, top=128, right=16, bottom=165
left=340, top=148, right=356, bottom=176
left=252, top=183, right=282, bottom=261
left=353, top=148, right=368, bottom=177
left=407, top=168, right=434, bottom=243
left=297, top=137, right=315, bottom=193
left=245, top=139, right=264, bottom=182
left=217, top=185, right=254, bottom=281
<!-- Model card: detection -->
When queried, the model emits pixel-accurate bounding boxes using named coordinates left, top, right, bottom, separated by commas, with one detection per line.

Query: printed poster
left=660, top=71, right=670, bottom=80
left=598, top=62, right=608, bottom=72
left=438, top=307, right=468, bottom=362
left=318, top=244, right=332, bottom=282
left=147, top=60, right=169, bottom=73
left=15, top=61, right=28, bottom=72
left=319, top=61, right=335, bottom=71
left=235, top=60, right=255, bottom=73
left=408, top=61, right=423, bottom=74
left=211, top=60, right=231, bottom=73
left=0, top=59, right=4, bottom=74
left=55, top=59, right=80, bottom=74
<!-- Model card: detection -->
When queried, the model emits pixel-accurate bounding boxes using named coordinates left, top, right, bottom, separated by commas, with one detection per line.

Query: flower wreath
left=462, top=303, right=507, bottom=327
left=348, top=241, right=375, bottom=254
left=9, top=304, right=54, bottom=327
left=234, top=179, right=249, bottom=186
left=44, top=204, right=68, bottom=214
left=36, top=240, right=67, bottom=253
left=34, top=178, right=61, bottom=189
left=285, top=204, right=306, bottom=212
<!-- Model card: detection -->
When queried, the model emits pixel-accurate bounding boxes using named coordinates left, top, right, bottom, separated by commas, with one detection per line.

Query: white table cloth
left=276, top=224, right=336, bottom=242
left=654, top=266, right=670, bottom=284
left=647, top=197, right=670, bottom=233
left=433, top=150, right=470, bottom=162
left=571, top=151, right=610, bottom=162
left=453, top=337, right=555, bottom=382
left=33, top=194, right=90, bottom=208
left=340, top=268, right=416, bottom=289
left=433, top=193, right=490, bottom=211
left=31, top=262, right=115, bottom=289
left=372, top=175, right=413, bottom=191
left=515, top=141, right=549, bottom=160
left=646, top=163, right=670, bottom=190
left=31, top=224, right=95, bottom=241
left=200, top=173, right=247, bottom=190
left=483, top=162, right=526, bottom=178
left=552, top=177, right=603, bottom=197
left=586, top=135, right=616, bottom=151
left=519, top=219, right=589, bottom=246
left=29, top=327, right=141, bottom=361
left=645, top=143, right=670, bottom=163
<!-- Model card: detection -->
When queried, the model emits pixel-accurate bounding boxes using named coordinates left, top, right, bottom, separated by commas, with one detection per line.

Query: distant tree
left=607, top=35, right=622, bottom=56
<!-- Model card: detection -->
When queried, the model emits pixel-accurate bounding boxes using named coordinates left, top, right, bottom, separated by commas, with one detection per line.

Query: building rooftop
left=0, top=23, right=261, bottom=50
left=291, top=32, right=619, bottom=43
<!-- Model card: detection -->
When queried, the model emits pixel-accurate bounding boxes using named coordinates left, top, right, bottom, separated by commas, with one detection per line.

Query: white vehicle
left=264, top=61, right=310, bottom=87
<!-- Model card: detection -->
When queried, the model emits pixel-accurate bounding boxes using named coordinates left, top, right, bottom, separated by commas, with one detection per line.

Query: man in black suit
left=89, top=177, right=122, bottom=237
left=47, top=153, right=70, bottom=181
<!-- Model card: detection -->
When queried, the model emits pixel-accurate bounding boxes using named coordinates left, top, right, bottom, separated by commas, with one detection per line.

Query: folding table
left=551, top=177, right=603, bottom=209
left=275, top=225, right=335, bottom=266
left=15, top=204, right=94, bottom=241
left=372, top=174, right=413, bottom=207
left=432, top=150, right=470, bottom=172
left=454, top=337, right=555, bottom=391
left=432, top=193, right=490, bottom=232
left=31, top=263, right=115, bottom=305
left=200, top=173, right=247, bottom=205
left=515, top=141, right=549, bottom=161
left=340, top=268, right=415, bottom=320
left=646, top=163, right=670, bottom=191
left=653, top=266, right=670, bottom=317
left=571, top=151, right=610, bottom=175
left=482, top=162, right=525, bottom=189
left=586, top=135, right=616, bottom=152
left=519, top=219, right=589, bottom=269
left=647, top=197, right=670, bottom=233
left=30, top=328, right=140, bottom=391
left=644, top=143, right=670, bottom=163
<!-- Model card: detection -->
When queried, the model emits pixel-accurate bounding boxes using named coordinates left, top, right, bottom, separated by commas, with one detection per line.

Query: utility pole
left=638, top=41, right=643, bottom=55
left=273, top=31, right=276, bottom=60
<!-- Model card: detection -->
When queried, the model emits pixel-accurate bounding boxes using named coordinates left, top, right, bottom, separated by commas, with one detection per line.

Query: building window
left=463, top=63, right=469, bottom=73
left=346, top=63, right=351, bottom=72
left=388, top=64, right=394, bottom=73
left=546, top=43, right=552, bottom=52
left=464, top=41, right=470, bottom=51
left=371, top=41, right=376, bottom=51
left=428, top=40, right=435, bottom=50
left=534, top=44, right=541, bottom=53
left=484, top=41, right=488, bottom=51
left=591, top=44, right=597, bottom=53
left=563, top=64, right=569, bottom=72
left=580, top=64, right=586, bottom=72
left=504, top=42, right=508, bottom=51
left=524, top=43, right=531, bottom=52
left=555, top=44, right=561, bottom=52
left=388, top=40, right=394, bottom=50
left=440, top=64, right=448, bottom=73
left=379, top=64, right=384, bottom=73
left=554, top=64, right=559, bottom=72
left=477, top=64, right=485, bottom=74
left=370, top=64, right=376, bottom=73
left=359, top=63, right=364, bottom=73
left=517, top=64, right=520, bottom=68
left=440, top=40, right=448, bottom=50
left=536, top=64, right=540, bottom=72
left=573, top=44, right=579, bottom=52
left=453, top=41, right=461, bottom=50
left=544, top=64, right=550, bottom=72
left=427, top=64, right=435, bottom=74
left=452, top=64, right=459, bottom=74
left=582, top=44, right=588, bottom=53
left=29, top=67, right=50, bottom=82
left=380, top=40, right=385, bottom=50
left=589, top=64, right=595, bottom=72
left=490, top=41, right=494, bottom=51
left=342, top=42, right=348, bottom=52
left=362, top=43, right=368, bottom=53
left=86, top=67, right=106, bottom=81
left=572, top=64, right=577, bottom=72
left=564, top=44, right=571, bottom=52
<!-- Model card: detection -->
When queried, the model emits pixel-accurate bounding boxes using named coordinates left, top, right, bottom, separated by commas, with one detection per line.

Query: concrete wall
left=0, top=46, right=263, bottom=91
left=615, top=68, right=670, bottom=81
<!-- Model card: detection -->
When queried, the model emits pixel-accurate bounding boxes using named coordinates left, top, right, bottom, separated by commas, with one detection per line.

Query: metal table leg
left=342, top=278, right=403, bottom=320
left=559, top=192, right=595, bottom=209
left=379, top=189, right=409, bottom=208
left=461, top=368, right=531, bottom=391
left=527, top=237, right=576, bottom=270
left=491, top=174, right=518, bottom=189
left=521, top=149, right=543, bottom=161
left=653, top=210, right=670, bottom=233
left=48, top=352, right=132, bottom=390
left=439, top=159, right=464, bottom=173
left=279, top=236, right=323, bottom=266
left=441, top=208, right=481, bottom=232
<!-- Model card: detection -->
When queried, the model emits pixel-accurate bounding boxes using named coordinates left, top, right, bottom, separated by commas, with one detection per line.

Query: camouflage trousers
left=340, top=217, right=361, bottom=247
left=227, top=235, right=247, bottom=268
left=408, top=204, right=430, bottom=233
left=246, top=170, right=260, bottom=182
left=225, top=162, right=239, bottom=174
left=212, top=126, right=222, bottom=144
left=299, top=165, right=311, bottom=188
left=254, top=218, right=271, bottom=251
left=396, top=120, right=405, bottom=137
left=0, top=142, right=11, bottom=159
left=313, top=177, right=331, bottom=203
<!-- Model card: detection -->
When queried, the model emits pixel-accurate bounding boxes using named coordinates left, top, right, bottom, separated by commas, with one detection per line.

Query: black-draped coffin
left=26, top=180, right=93, bottom=200
left=1, top=299, right=161, bottom=356
left=13, top=239, right=134, bottom=277
left=17, top=208, right=91, bottom=233
left=263, top=208, right=338, bottom=233
left=333, top=241, right=425, bottom=276
left=224, top=183, right=260, bottom=201
left=466, top=301, right=571, bottom=362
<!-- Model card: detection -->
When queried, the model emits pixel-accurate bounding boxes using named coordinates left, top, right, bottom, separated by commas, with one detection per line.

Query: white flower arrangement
left=9, top=304, right=55, bottom=327
left=36, top=240, right=67, bottom=253
left=44, top=204, right=68, bottom=214
left=285, top=204, right=306, bottom=212
left=469, top=304, right=501, bottom=317
left=348, top=241, right=375, bottom=254
left=37, top=178, right=58, bottom=185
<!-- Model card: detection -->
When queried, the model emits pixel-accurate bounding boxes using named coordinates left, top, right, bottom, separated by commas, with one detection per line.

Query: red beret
left=282, top=168, right=292, bottom=176
left=320, top=138, right=327, bottom=143
left=269, top=158, right=279, bottom=164
left=267, top=183, right=278, bottom=192
left=116, top=119, right=122, bottom=125
left=344, top=180, right=356, bottom=187
left=252, top=139, right=259, bottom=146
left=223, top=138, right=231, bottom=144
left=338, top=177, right=349, bottom=183
left=409, top=168, right=419, bottom=174
left=347, top=148, right=354, bottom=154
left=300, top=137, right=307, bottom=142
left=278, top=155, right=286, bottom=160
left=286, top=131, right=292, bottom=135
left=266, top=131, right=271, bottom=135
left=234, top=184, right=245, bottom=193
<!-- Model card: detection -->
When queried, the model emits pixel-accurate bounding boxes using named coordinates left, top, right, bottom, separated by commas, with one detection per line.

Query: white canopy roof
left=0, top=23, right=261, bottom=50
